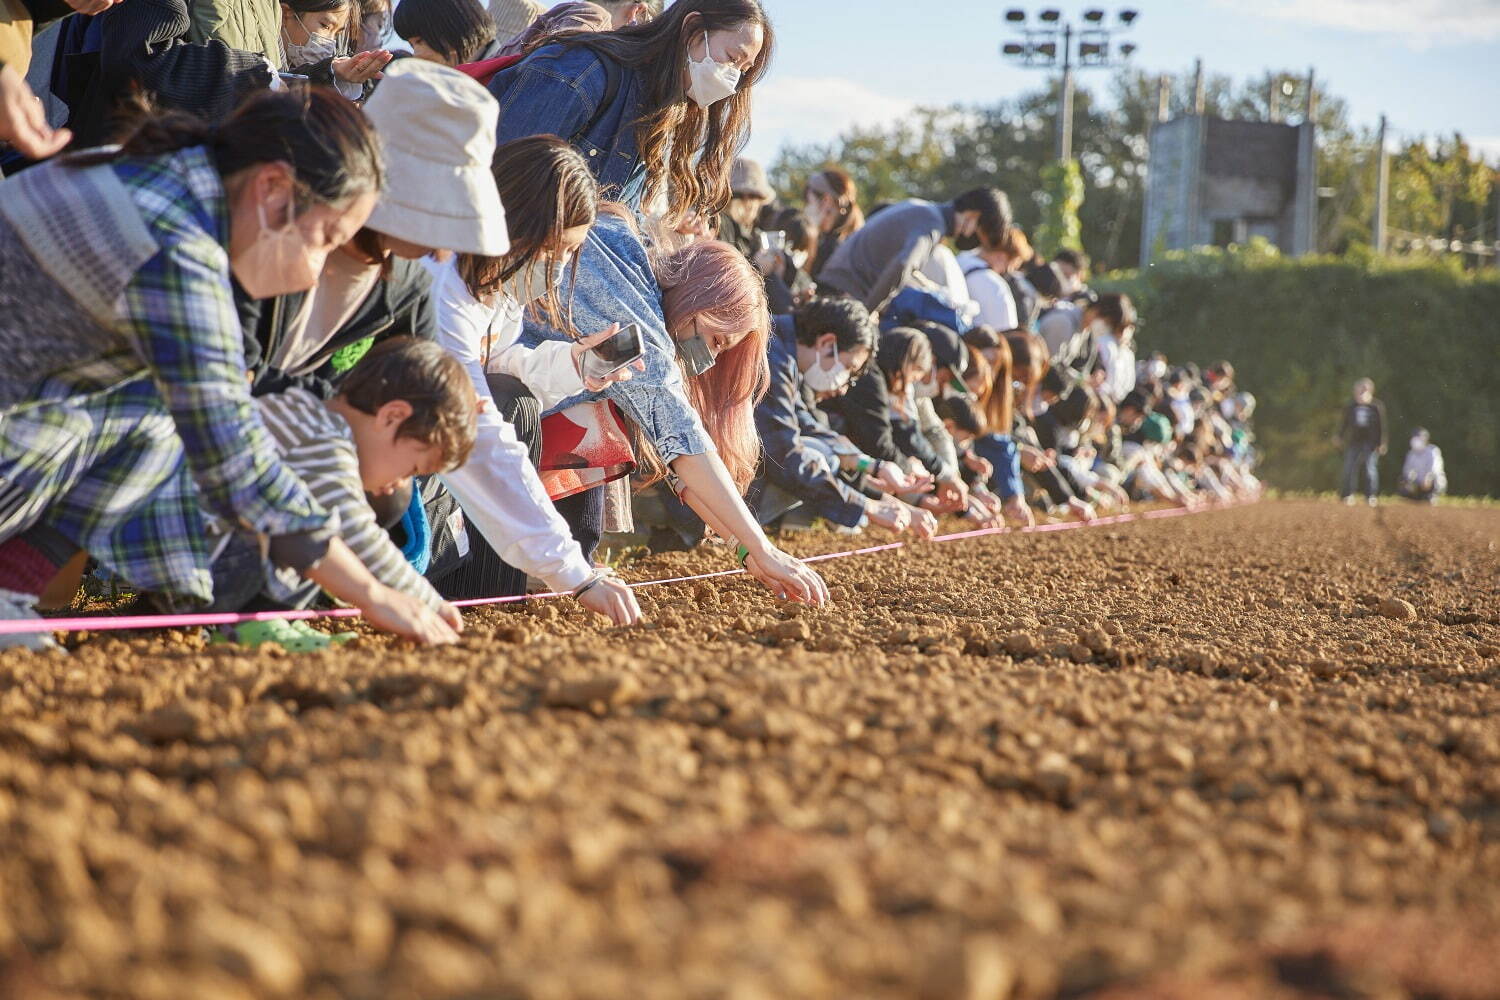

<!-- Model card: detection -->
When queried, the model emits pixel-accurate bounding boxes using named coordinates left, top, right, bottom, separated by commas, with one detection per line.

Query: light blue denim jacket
left=520, top=214, right=714, bottom=465
left=488, top=44, right=648, bottom=209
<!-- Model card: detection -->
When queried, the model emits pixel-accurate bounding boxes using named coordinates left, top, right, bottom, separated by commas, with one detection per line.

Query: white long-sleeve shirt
left=426, top=258, right=594, bottom=592
left=1401, top=445, right=1445, bottom=488
left=956, top=250, right=1019, bottom=331
left=1094, top=331, right=1136, bottom=405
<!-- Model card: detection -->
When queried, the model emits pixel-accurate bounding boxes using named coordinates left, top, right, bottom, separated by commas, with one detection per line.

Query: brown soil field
left=2, top=499, right=1498, bottom=1000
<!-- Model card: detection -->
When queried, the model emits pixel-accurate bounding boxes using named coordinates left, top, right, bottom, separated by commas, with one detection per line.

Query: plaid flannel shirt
left=0, top=147, right=330, bottom=602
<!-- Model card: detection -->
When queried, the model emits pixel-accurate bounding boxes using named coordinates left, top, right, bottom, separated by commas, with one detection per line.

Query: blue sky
left=743, top=0, right=1500, bottom=165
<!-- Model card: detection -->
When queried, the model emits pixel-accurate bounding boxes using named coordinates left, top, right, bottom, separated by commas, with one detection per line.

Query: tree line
left=768, top=67, right=1497, bottom=272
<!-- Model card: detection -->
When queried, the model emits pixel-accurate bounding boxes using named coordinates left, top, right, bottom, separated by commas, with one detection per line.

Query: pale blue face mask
left=677, top=320, right=717, bottom=376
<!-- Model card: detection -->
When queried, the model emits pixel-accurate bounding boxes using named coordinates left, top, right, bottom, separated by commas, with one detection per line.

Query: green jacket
left=186, top=0, right=281, bottom=68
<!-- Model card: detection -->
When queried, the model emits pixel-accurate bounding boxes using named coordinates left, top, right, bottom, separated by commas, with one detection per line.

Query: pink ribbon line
left=0, top=500, right=1247, bottom=637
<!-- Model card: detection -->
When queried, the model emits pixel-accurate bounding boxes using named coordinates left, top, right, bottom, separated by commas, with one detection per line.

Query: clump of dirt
left=1, top=501, right=1498, bottom=999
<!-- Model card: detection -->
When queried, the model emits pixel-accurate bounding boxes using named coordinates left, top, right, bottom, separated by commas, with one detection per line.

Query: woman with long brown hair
left=966, top=334, right=1033, bottom=526
left=486, top=0, right=773, bottom=219
left=428, top=134, right=643, bottom=625
left=804, top=166, right=864, bottom=278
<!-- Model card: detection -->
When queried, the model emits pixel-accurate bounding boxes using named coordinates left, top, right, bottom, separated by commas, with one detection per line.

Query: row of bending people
left=1, top=2, right=833, bottom=650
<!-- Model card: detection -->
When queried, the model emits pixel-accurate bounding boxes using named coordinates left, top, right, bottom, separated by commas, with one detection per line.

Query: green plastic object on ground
left=211, top=619, right=357, bottom=653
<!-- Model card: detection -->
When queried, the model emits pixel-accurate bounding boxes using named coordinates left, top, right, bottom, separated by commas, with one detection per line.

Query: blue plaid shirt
left=109, top=148, right=329, bottom=540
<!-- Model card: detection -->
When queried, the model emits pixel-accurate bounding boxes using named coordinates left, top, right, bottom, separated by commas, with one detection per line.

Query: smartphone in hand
left=758, top=230, right=788, bottom=254
left=580, top=323, right=644, bottom=382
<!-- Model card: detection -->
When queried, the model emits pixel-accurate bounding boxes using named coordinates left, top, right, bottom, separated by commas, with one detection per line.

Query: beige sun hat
left=489, top=0, right=546, bottom=46
left=363, top=59, right=509, bottom=257
left=731, top=157, right=775, bottom=201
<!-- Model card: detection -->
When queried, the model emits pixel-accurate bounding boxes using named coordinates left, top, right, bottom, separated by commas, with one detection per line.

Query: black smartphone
left=580, top=323, right=644, bottom=381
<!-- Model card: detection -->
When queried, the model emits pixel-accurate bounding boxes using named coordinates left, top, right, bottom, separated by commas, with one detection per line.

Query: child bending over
left=212, top=338, right=475, bottom=649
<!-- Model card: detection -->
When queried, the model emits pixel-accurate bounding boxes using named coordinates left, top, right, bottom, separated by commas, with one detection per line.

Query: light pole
left=1001, top=8, right=1139, bottom=163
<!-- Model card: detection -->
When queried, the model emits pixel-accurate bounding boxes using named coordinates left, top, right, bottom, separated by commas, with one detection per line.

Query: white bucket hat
left=363, top=59, right=510, bottom=257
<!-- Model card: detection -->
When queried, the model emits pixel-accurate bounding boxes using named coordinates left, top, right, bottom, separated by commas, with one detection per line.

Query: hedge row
left=1099, top=244, right=1500, bottom=498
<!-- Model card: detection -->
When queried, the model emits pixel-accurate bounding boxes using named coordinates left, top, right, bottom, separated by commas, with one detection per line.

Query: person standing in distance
left=1337, top=377, right=1386, bottom=507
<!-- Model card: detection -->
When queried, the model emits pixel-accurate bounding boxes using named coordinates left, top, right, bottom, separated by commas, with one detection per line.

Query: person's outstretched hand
left=362, top=586, right=461, bottom=644
left=333, top=50, right=392, bottom=83
left=865, top=497, right=911, bottom=533
left=744, top=544, right=829, bottom=606
left=574, top=575, right=642, bottom=626
left=905, top=505, right=939, bottom=541
left=870, top=460, right=932, bottom=496
left=1002, top=495, right=1035, bottom=528
left=0, top=64, right=71, bottom=160
left=63, top=0, right=123, bottom=14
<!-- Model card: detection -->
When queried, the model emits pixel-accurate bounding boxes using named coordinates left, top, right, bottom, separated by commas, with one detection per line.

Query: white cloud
left=1470, top=137, right=1500, bottom=165
left=1231, top=0, right=1500, bottom=48
left=745, top=75, right=918, bottom=162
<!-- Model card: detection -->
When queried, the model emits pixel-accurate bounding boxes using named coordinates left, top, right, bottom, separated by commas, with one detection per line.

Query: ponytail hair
left=69, top=88, right=383, bottom=210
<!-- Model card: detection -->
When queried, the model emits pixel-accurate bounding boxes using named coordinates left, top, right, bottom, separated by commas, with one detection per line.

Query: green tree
left=767, top=68, right=1494, bottom=271
left=1035, top=159, right=1084, bottom=256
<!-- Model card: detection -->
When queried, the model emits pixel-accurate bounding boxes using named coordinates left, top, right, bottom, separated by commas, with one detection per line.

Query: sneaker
left=0, top=588, right=60, bottom=652
left=1367, top=496, right=1378, bottom=508
left=1342, top=496, right=1357, bottom=506
left=212, top=618, right=355, bottom=653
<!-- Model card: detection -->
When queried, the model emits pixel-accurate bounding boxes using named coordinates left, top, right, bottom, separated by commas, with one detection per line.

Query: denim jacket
left=520, top=213, right=713, bottom=465
left=748, top=315, right=867, bottom=527
left=488, top=43, right=647, bottom=209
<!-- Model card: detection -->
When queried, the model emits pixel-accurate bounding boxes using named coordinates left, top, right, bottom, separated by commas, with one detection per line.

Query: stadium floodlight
left=997, top=8, right=1141, bottom=162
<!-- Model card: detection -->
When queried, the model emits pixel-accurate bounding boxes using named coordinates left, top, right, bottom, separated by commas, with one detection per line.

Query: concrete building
left=1140, top=72, right=1318, bottom=264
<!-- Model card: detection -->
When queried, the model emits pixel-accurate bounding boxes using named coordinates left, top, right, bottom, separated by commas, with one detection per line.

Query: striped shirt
left=254, top=389, right=447, bottom=613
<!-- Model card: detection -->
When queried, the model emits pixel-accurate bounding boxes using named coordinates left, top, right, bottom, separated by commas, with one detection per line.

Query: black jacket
left=748, top=316, right=868, bottom=527
left=1340, top=400, right=1387, bottom=451
left=239, top=256, right=436, bottom=399
left=820, top=369, right=899, bottom=464
left=56, top=0, right=271, bottom=148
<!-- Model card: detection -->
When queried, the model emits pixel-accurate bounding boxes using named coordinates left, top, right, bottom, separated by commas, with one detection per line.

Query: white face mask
left=804, top=195, right=827, bottom=229
left=232, top=200, right=325, bottom=300
left=1089, top=318, right=1113, bottom=338
left=283, top=17, right=339, bottom=67
left=506, top=258, right=567, bottom=304
left=790, top=249, right=809, bottom=271
left=686, top=31, right=741, bottom=108
left=802, top=344, right=850, bottom=394
left=913, top=370, right=939, bottom=399
left=1411, top=435, right=1428, bottom=450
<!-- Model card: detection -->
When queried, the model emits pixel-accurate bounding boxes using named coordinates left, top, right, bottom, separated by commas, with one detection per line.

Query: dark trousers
left=425, top=376, right=604, bottom=601
left=1398, top=482, right=1440, bottom=503
left=1340, top=445, right=1379, bottom=499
